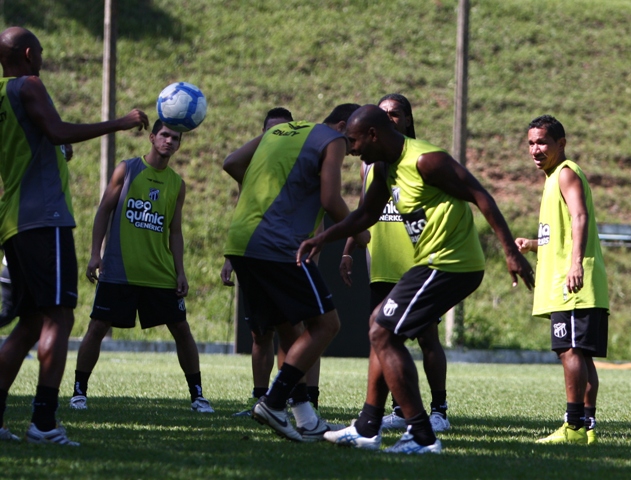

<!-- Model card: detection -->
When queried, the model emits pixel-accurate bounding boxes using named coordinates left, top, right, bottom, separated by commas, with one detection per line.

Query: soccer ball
left=156, top=82, right=207, bottom=132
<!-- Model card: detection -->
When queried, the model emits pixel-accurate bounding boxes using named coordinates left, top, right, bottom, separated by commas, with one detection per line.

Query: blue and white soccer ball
left=156, top=82, right=207, bottom=132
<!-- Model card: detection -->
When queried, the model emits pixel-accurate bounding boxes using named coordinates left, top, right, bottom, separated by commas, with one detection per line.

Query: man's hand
left=339, top=255, right=353, bottom=287
left=220, top=258, right=235, bottom=286
left=176, top=273, right=189, bottom=297
left=515, top=237, right=533, bottom=253
left=296, top=236, right=325, bottom=266
left=86, top=254, right=102, bottom=283
left=566, top=263, right=584, bottom=294
left=119, top=109, right=149, bottom=131
left=506, top=250, right=535, bottom=290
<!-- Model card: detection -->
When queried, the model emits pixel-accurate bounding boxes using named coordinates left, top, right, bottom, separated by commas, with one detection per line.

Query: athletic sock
left=31, top=385, right=59, bottom=432
left=565, top=402, right=585, bottom=429
left=0, top=388, right=7, bottom=426
left=290, top=398, right=318, bottom=430
left=584, top=406, right=596, bottom=430
left=391, top=398, right=404, bottom=417
left=252, top=387, right=268, bottom=399
left=289, top=382, right=310, bottom=404
left=407, top=411, right=436, bottom=446
left=185, top=372, right=203, bottom=401
left=307, top=385, right=320, bottom=410
left=73, top=370, right=91, bottom=397
left=265, top=363, right=304, bottom=410
left=430, top=390, right=448, bottom=416
left=354, top=403, right=385, bottom=438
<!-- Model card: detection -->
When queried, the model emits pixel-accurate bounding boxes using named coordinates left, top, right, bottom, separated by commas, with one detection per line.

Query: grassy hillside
left=2, top=0, right=630, bottom=359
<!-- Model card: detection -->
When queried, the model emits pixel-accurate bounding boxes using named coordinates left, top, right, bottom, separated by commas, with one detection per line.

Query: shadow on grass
left=3, top=0, right=187, bottom=41
left=2, top=396, right=630, bottom=479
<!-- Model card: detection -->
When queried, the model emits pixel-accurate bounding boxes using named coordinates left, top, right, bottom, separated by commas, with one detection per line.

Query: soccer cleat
left=323, top=424, right=381, bottom=450
left=384, top=432, right=442, bottom=454
left=26, top=423, right=80, bottom=446
left=536, top=423, right=587, bottom=445
left=381, top=412, right=407, bottom=430
left=232, top=397, right=258, bottom=417
left=252, top=397, right=303, bottom=442
left=0, top=426, right=20, bottom=442
left=587, top=429, right=597, bottom=445
left=191, top=397, right=215, bottom=413
left=69, top=395, right=88, bottom=410
left=297, top=417, right=345, bottom=442
left=430, top=412, right=451, bottom=432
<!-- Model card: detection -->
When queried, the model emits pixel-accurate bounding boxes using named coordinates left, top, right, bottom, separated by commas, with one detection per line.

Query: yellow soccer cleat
left=536, top=423, right=587, bottom=445
left=586, top=428, right=597, bottom=445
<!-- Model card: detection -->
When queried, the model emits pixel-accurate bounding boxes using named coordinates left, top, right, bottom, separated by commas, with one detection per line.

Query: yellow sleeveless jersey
left=533, top=160, right=609, bottom=316
left=386, top=137, right=485, bottom=272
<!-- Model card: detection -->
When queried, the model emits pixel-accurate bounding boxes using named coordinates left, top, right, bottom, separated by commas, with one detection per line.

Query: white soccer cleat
left=323, top=424, right=381, bottom=450
left=26, top=423, right=80, bottom=446
left=69, top=395, right=88, bottom=410
left=384, top=432, right=442, bottom=454
left=0, top=426, right=20, bottom=442
left=429, top=412, right=450, bottom=432
left=191, top=397, right=215, bottom=413
left=381, top=412, right=407, bottom=430
left=252, top=398, right=303, bottom=442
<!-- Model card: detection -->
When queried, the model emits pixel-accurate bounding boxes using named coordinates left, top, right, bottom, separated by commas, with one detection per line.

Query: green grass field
left=1, top=353, right=630, bottom=479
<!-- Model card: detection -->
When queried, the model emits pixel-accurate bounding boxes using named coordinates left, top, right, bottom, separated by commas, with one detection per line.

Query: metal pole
left=445, top=0, right=470, bottom=347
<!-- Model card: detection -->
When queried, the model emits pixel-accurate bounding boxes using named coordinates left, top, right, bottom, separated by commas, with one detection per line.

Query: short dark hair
left=528, top=115, right=565, bottom=141
left=152, top=119, right=182, bottom=139
left=323, top=103, right=361, bottom=125
left=263, top=107, right=293, bottom=130
left=377, top=93, right=416, bottom=139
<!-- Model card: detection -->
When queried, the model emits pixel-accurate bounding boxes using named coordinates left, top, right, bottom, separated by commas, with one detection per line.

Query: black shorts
left=370, top=281, right=396, bottom=312
left=375, top=266, right=484, bottom=339
left=2, top=227, right=78, bottom=316
left=227, top=255, right=335, bottom=335
left=91, top=282, right=186, bottom=329
left=550, top=308, right=608, bottom=357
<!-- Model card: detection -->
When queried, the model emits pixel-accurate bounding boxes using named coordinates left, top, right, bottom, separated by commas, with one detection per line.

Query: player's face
left=528, top=127, right=565, bottom=173
left=151, top=127, right=181, bottom=156
left=346, top=124, right=379, bottom=164
left=378, top=99, right=409, bottom=135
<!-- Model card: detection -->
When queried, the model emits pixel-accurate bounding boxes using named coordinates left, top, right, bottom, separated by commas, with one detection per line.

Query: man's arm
left=21, top=76, right=148, bottom=145
left=559, top=166, right=588, bottom=293
left=339, top=162, right=368, bottom=286
left=86, top=162, right=127, bottom=283
left=418, top=151, right=535, bottom=290
left=223, top=134, right=264, bottom=183
left=169, top=181, right=189, bottom=298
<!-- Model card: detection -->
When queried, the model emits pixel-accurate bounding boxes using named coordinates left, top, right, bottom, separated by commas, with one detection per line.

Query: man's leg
left=584, top=355, right=598, bottom=442
left=370, top=321, right=438, bottom=450
left=251, top=329, right=275, bottom=396
left=168, top=321, right=213, bottom=413
left=71, top=317, right=111, bottom=409
left=418, top=322, right=450, bottom=431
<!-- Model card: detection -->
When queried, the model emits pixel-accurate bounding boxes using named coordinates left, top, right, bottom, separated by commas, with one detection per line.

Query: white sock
left=291, top=401, right=318, bottom=429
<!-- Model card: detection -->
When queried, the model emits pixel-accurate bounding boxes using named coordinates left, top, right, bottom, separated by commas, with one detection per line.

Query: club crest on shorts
left=383, top=298, right=398, bottom=317
left=178, top=298, right=186, bottom=311
left=149, top=188, right=160, bottom=201
left=553, top=322, right=566, bottom=338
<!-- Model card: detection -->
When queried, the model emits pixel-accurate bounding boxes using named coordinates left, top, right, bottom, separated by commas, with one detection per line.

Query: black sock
left=354, top=403, right=385, bottom=438
left=566, top=402, right=585, bottom=429
left=407, top=411, right=436, bottom=446
left=307, top=386, right=320, bottom=410
left=31, top=385, right=58, bottom=432
left=0, top=388, right=8, bottom=426
left=289, top=382, right=309, bottom=405
left=430, top=390, right=447, bottom=416
left=73, top=370, right=92, bottom=397
left=584, top=406, right=596, bottom=429
left=266, top=363, right=304, bottom=410
left=185, top=372, right=203, bottom=401
left=252, top=387, right=268, bottom=399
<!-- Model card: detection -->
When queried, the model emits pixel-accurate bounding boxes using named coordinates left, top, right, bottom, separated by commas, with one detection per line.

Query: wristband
left=342, top=255, right=353, bottom=260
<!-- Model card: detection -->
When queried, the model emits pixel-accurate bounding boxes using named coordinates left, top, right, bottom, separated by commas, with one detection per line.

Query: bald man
left=0, top=26, right=148, bottom=446
left=297, top=105, right=535, bottom=454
